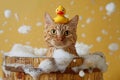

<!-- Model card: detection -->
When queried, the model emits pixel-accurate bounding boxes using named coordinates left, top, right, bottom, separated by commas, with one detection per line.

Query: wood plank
left=48, top=73, right=56, bottom=80
left=56, top=73, right=63, bottom=80
left=5, top=66, right=101, bottom=74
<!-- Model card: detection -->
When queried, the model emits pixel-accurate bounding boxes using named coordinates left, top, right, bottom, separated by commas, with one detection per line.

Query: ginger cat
left=44, top=13, right=79, bottom=57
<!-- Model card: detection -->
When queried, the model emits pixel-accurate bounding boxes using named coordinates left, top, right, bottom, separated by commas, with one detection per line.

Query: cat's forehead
left=52, top=24, right=70, bottom=30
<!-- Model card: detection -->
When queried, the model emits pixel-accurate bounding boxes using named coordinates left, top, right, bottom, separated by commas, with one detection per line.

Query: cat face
left=44, top=13, right=78, bottom=48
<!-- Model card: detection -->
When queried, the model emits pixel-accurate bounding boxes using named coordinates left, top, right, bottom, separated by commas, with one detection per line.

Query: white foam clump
left=0, top=30, right=4, bottom=34
left=38, top=59, right=57, bottom=73
left=2, top=61, right=10, bottom=77
left=79, top=16, right=82, bottom=20
left=4, top=44, right=36, bottom=57
left=18, top=25, right=31, bottom=34
left=6, top=63, right=26, bottom=68
left=4, top=44, right=47, bottom=57
left=53, top=49, right=74, bottom=73
left=96, top=36, right=102, bottom=42
left=86, top=18, right=93, bottom=24
left=108, top=43, right=119, bottom=51
left=23, top=65, right=42, bottom=80
left=101, top=29, right=108, bottom=35
left=4, top=9, right=12, bottom=18
left=73, top=52, right=108, bottom=73
left=0, top=78, right=2, bottom=80
left=79, top=70, right=85, bottom=77
left=105, top=2, right=116, bottom=15
left=75, top=42, right=92, bottom=56
left=36, top=22, right=42, bottom=27
left=34, top=48, right=47, bottom=56
left=81, top=33, right=86, bottom=38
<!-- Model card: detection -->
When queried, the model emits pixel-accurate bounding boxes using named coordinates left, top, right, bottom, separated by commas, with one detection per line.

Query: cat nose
left=57, top=36, right=64, bottom=41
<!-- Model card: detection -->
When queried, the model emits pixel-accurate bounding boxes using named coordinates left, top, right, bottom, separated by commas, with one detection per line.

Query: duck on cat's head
left=44, top=13, right=79, bottom=48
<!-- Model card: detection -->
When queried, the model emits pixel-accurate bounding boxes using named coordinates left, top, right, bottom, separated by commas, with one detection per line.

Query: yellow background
left=0, top=0, right=120, bottom=80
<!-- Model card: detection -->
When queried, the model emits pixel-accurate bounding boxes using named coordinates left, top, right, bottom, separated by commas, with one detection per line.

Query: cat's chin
left=50, top=40, right=71, bottom=48
left=52, top=42, right=71, bottom=48
left=54, top=45, right=67, bottom=48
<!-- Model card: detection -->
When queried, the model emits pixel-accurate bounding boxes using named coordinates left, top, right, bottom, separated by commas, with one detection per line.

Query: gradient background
left=0, top=0, right=120, bottom=80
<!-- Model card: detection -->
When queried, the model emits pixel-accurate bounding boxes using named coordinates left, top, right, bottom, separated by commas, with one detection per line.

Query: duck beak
left=57, top=11, right=64, bottom=15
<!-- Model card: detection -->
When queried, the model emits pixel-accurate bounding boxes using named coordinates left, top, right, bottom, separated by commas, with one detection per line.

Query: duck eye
left=64, top=30, right=69, bottom=36
left=51, top=29, right=56, bottom=34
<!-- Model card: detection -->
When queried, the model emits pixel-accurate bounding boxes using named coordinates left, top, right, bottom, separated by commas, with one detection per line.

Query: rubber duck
left=54, top=5, right=69, bottom=24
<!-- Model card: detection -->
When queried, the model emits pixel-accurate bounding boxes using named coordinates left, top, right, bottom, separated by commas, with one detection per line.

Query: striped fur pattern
left=44, top=13, right=79, bottom=57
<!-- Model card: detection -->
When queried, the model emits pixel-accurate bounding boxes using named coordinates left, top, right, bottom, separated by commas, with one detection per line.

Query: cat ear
left=44, top=13, right=54, bottom=25
left=67, top=15, right=79, bottom=28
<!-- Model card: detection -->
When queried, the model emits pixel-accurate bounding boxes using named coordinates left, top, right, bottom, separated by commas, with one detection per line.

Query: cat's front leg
left=38, top=59, right=58, bottom=73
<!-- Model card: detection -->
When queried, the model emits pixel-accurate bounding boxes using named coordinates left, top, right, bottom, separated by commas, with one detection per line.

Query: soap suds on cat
left=75, top=42, right=92, bottom=56
left=53, top=49, right=74, bottom=73
left=38, top=59, right=57, bottom=73
left=34, top=48, right=47, bottom=56
left=4, top=42, right=93, bottom=57
left=18, top=25, right=31, bottom=34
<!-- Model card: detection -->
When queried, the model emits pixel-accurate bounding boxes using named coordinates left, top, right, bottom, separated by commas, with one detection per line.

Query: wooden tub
left=3, top=56, right=103, bottom=80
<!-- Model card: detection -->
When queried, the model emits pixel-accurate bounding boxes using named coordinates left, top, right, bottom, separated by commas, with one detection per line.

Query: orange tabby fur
left=44, top=13, right=79, bottom=57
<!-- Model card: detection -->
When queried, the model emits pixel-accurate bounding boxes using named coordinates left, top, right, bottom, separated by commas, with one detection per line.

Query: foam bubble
left=101, top=29, right=108, bottom=35
left=4, top=9, right=12, bottom=18
left=36, top=22, right=42, bottom=27
left=0, top=30, right=4, bottom=34
left=18, top=25, right=31, bottom=34
left=96, top=36, right=102, bottom=42
left=108, top=43, right=119, bottom=51
left=105, top=2, right=116, bottom=15
left=79, top=70, right=85, bottom=77
left=86, top=18, right=93, bottom=24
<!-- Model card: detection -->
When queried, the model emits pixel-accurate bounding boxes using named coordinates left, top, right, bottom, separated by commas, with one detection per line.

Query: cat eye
left=64, top=30, right=69, bottom=36
left=51, top=29, right=56, bottom=34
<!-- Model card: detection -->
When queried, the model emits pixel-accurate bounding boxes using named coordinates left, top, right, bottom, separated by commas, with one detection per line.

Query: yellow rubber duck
left=54, top=5, right=69, bottom=24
